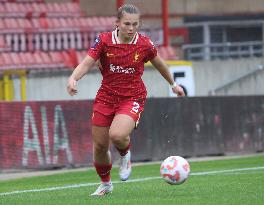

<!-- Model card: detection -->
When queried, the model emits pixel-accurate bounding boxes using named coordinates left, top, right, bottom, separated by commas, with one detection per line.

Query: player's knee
left=109, top=130, right=124, bottom=144
left=93, top=142, right=108, bottom=154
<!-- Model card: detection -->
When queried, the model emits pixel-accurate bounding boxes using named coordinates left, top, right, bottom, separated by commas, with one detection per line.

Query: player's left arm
left=150, top=55, right=185, bottom=97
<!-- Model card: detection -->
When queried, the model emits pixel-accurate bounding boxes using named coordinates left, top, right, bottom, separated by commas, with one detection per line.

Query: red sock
left=94, top=162, right=112, bottom=183
left=116, top=142, right=131, bottom=157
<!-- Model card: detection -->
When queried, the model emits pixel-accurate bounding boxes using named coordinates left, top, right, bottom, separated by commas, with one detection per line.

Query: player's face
left=117, top=12, right=140, bottom=42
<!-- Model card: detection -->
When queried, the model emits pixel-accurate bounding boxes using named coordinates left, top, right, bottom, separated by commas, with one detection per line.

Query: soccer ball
left=160, top=156, right=190, bottom=185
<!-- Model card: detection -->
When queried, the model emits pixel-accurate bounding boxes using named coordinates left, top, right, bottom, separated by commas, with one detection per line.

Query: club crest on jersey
left=133, top=52, right=140, bottom=62
left=91, top=37, right=100, bottom=49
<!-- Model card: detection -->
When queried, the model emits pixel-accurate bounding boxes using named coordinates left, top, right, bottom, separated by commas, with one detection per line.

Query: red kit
left=88, top=29, right=157, bottom=126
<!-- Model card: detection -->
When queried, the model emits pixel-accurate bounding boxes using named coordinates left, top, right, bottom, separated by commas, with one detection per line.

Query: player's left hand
left=172, top=85, right=185, bottom=97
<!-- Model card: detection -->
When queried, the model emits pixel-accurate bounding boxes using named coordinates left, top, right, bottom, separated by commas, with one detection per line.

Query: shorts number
left=131, top=102, right=140, bottom=113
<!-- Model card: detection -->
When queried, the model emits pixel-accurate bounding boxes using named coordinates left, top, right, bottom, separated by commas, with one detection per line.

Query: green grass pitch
left=0, top=155, right=264, bottom=205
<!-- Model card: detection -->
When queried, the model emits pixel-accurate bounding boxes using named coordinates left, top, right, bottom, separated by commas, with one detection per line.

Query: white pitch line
left=0, top=166, right=264, bottom=197
left=190, top=166, right=264, bottom=175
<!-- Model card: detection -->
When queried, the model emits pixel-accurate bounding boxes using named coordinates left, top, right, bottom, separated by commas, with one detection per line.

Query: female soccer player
left=67, top=4, right=185, bottom=196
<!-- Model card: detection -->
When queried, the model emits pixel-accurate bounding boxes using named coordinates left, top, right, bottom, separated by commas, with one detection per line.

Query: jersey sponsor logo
left=133, top=52, right=139, bottom=62
left=91, top=36, right=100, bottom=49
left=109, top=64, right=135, bottom=74
left=106, top=53, right=114, bottom=57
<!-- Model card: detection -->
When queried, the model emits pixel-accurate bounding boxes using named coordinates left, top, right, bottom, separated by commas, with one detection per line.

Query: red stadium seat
left=18, top=52, right=30, bottom=67
left=4, top=18, right=19, bottom=30
left=39, top=17, right=48, bottom=29
left=16, top=18, right=32, bottom=30
left=1, top=16, right=115, bottom=34
left=76, top=50, right=87, bottom=64
left=0, top=51, right=70, bottom=71
left=5, top=3, right=18, bottom=13
left=38, top=53, right=52, bottom=69
left=0, top=1, right=169, bottom=73
left=0, top=3, right=5, bottom=14
left=0, top=0, right=44, bottom=2
left=57, top=3, right=68, bottom=13
left=49, top=51, right=62, bottom=64
left=32, top=2, right=45, bottom=13
left=39, top=51, right=51, bottom=65
left=0, top=2, right=82, bottom=18
left=16, top=3, right=27, bottom=13
left=65, top=2, right=80, bottom=13
left=10, top=52, right=26, bottom=69
left=31, top=18, right=41, bottom=31
left=158, top=46, right=179, bottom=60
left=46, top=18, right=60, bottom=30
left=1, top=53, right=15, bottom=69
left=32, top=51, right=45, bottom=69
left=49, top=51, right=65, bottom=68
left=25, top=52, right=36, bottom=65
left=4, top=46, right=182, bottom=71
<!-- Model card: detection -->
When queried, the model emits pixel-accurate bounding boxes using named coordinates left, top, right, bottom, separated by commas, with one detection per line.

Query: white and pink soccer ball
left=160, top=156, right=190, bottom=185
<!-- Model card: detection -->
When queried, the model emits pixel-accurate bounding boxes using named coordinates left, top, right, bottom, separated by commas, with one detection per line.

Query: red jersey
left=88, top=29, right=157, bottom=103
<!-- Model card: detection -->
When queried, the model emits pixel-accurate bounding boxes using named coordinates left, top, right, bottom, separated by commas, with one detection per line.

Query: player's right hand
left=67, top=77, right=78, bottom=96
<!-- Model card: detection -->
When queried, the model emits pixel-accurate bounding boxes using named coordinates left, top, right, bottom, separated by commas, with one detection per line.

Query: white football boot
left=91, top=182, right=113, bottom=196
left=119, top=150, right=132, bottom=181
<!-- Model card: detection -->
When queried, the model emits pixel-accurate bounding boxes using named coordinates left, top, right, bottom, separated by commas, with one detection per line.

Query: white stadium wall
left=17, top=57, right=264, bottom=101
left=193, top=57, right=264, bottom=96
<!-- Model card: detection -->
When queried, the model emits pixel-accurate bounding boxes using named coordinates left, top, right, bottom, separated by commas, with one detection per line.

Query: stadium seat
left=17, top=18, right=32, bottom=30
left=0, top=51, right=69, bottom=71
left=0, top=2, right=83, bottom=18
left=18, top=52, right=31, bottom=68
left=4, top=18, right=19, bottom=31
left=76, top=50, right=86, bottom=65
left=158, top=46, right=179, bottom=60
left=39, top=51, right=52, bottom=67
left=1, top=16, right=116, bottom=34
left=0, top=1, right=171, bottom=73
left=0, top=46, right=179, bottom=71
left=0, top=0, right=44, bottom=2
left=49, top=51, right=64, bottom=67
left=1, top=53, right=16, bottom=69
left=10, top=52, right=27, bottom=69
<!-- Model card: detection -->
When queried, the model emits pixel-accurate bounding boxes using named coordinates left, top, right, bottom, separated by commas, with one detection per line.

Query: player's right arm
left=67, top=55, right=96, bottom=96
left=67, top=34, right=104, bottom=96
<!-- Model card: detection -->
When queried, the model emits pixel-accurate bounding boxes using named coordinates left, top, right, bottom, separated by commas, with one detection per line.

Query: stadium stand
left=0, top=51, right=78, bottom=70
left=0, top=2, right=84, bottom=18
left=0, top=0, right=44, bottom=2
left=0, top=48, right=178, bottom=71
left=0, top=0, right=178, bottom=73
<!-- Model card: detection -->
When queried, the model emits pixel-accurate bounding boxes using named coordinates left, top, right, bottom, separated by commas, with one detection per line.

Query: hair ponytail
left=117, top=4, right=140, bottom=20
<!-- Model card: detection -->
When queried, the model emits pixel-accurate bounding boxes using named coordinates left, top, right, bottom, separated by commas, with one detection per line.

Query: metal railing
left=183, top=41, right=264, bottom=60
left=180, top=19, right=264, bottom=60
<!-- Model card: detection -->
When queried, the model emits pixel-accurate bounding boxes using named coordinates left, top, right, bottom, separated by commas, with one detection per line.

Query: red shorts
left=92, top=99, right=145, bottom=127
